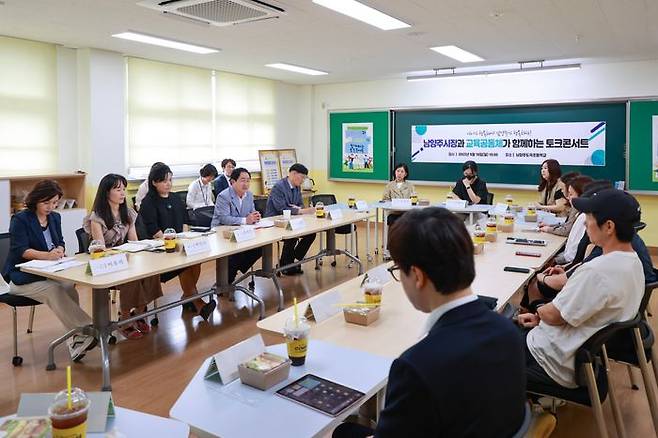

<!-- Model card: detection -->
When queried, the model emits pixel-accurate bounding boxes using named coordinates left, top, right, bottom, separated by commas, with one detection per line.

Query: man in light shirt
left=211, top=167, right=262, bottom=283
left=519, top=188, right=644, bottom=390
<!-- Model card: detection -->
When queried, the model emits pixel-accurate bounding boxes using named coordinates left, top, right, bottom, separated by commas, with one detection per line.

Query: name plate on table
left=326, top=209, right=343, bottom=220
left=286, top=217, right=306, bottom=230
left=89, top=253, right=129, bottom=276
left=494, top=203, right=509, bottom=215
left=231, top=227, right=256, bottom=243
left=391, top=198, right=412, bottom=209
left=183, top=238, right=211, bottom=255
left=304, top=289, right=341, bottom=323
left=204, top=334, right=265, bottom=384
left=355, top=200, right=368, bottom=211
left=445, top=199, right=467, bottom=209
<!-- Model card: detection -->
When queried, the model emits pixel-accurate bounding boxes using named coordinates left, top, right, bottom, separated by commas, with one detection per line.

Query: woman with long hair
left=536, top=159, right=568, bottom=216
left=84, top=174, right=163, bottom=339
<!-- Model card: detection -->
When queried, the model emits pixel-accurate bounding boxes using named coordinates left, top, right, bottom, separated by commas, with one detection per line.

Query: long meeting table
left=20, top=209, right=374, bottom=390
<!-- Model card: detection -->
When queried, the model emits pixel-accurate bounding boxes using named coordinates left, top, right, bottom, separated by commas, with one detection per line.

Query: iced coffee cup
left=284, top=317, right=310, bottom=366
left=362, top=278, right=383, bottom=305
left=48, top=387, right=90, bottom=438
left=163, top=228, right=177, bottom=253
left=88, top=240, right=105, bottom=260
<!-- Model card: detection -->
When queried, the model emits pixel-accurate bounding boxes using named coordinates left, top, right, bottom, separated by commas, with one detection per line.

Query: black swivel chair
left=0, top=232, right=41, bottom=366
left=254, top=198, right=268, bottom=217
left=311, top=194, right=358, bottom=268
left=486, top=192, right=494, bottom=205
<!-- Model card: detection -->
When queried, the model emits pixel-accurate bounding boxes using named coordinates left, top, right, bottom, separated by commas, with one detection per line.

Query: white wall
left=53, top=49, right=312, bottom=186
left=310, top=59, right=658, bottom=171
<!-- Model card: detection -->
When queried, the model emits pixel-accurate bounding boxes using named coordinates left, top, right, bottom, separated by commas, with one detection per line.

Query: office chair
left=0, top=233, right=41, bottom=366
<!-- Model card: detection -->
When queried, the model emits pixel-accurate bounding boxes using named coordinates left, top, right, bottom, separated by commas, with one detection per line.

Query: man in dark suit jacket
left=264, top=163, right=316, bottom=275
left=333, top=207, right=527, bottom=438
left=213, top=158, right=235, bottom=196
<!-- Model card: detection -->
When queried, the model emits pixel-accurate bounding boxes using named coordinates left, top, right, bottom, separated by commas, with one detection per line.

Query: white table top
left=1, top=406, right=189, bottom=438
left=170, top=341, right=392, bottom=438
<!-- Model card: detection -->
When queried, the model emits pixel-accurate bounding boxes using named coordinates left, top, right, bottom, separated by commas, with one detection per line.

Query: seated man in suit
left=211, top=167, right=262, bottom=283
left=333, top=207, right=527, bottom=438
left=265, top=163, right=315, bottom=275
left=213, top=158, right=236, bottom=197
left=518, top=189, right=644, bottom=391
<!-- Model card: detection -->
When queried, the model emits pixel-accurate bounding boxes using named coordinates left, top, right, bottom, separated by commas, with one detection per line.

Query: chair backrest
left=254, top=197, right=268, bottom=216
left=640, top=268, right=658, bottom=316
left=134, top=214, right=150, bottom=240
left=189, top=206, right=214, bottom=227
left=635, top=221, right=647, bottom=232
left=311, top=194, right=337, bottom=206
left=0, top=232, right=10, bottom=284
left=575, top=315, right=641, bottom=386
left=75, top=228, right=90, bottom=254
left=486, top=192, right=494, bottom=205
left=132, top=196, right=139, bottom=212
left=174, top=191, right=188, bottom=206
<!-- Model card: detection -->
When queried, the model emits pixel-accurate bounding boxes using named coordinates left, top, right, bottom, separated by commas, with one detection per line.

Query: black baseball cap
left=289, top=163, right=308, bottom=175
left=572, top=188, right=641, bottom=225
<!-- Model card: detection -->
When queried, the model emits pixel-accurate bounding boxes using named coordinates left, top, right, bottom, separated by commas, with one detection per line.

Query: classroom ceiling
left=2, top=0, right=658, bottom=85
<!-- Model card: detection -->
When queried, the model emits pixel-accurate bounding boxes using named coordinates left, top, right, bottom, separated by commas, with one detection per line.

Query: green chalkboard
left=393, top=103, right=626, bottom=185
left=629, top=100, right=658, bottom=191
left=329, top=111, right=390, bottom=181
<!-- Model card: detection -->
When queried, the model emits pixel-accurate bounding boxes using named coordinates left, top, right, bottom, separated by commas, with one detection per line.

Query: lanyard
left=199, top=179, right=209, bottom=205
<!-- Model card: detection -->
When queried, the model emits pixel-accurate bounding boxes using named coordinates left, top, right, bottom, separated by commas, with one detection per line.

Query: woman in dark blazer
left=2, top=180, right=95, bottom=361
left=137, top=164, right=215, bottom=320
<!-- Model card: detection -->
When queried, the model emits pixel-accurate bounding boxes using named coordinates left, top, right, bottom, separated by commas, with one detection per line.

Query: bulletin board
left=258, top=149, right=297, bottom=193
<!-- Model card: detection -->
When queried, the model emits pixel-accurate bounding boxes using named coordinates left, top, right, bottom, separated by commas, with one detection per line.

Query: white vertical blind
left=126, top=58, right=277, bottom=173
left=0, top=36, right=58, bottom=173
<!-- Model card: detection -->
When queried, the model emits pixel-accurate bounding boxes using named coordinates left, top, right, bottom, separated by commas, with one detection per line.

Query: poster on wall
left=411, top=121, right=607, bottom=166
left=653, top=116, right=658, bottom=182
left=342, top=123, right=374, bottom=173
left=278, top=149, right=298, bottom=174
left=259, top=150, right=281, bottom=192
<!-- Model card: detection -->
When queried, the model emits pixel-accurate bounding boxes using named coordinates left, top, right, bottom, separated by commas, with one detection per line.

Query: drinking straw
left=66, top=365, right=72, bottom=410
left=334, top=302, right=379, bottom=308
left=293, top=297, right=299, bottom=327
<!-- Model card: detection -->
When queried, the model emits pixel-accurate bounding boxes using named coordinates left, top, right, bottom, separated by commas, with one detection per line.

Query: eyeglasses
left=387, top=264, right=401, bottom=282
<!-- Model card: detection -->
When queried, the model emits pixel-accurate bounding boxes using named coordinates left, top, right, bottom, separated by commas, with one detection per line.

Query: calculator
left=276, top=374, right=365, bottom=417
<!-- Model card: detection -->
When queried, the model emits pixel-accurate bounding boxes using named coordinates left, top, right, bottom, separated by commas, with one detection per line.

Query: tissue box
left=238, top=353, right=291, bottom=390
left=524, top=214, right=538, bottom=222
left=473, top=243, right=485, bottom=255
left=221, top=226, right=240, bottom=239
left=274, top=219, right=289, bottom=228
left=343, top=306, right=380, bottom=326
left=418, top=199, right=430, bottom=206
left=485, top=232, right=497, bottom=243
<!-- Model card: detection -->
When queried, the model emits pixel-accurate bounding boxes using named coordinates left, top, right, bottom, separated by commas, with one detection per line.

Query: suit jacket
left=3, top=210, right=65, bottom=285
left=374, top=299, right=526, bottom=438
left=213, top=174, right=230, bottom=196
left=211, top=187, right=256, bottom=227
left=265, top=177, right=303, bottom=217
left=382, top=180, right=415, bottom=201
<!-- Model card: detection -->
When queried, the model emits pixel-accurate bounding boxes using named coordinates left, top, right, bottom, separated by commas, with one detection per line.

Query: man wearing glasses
left=334, top=207, right=526, bottom=437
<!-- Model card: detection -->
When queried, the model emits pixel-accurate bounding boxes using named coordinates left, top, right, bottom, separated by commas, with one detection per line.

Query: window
left=0, top=36, right=57, bottom=173
left=126, top=58, right=276, bottom=175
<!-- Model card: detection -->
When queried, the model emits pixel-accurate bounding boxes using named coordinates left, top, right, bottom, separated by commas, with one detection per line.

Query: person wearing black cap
left=451, top=161, right=490, bottom=205
left=518, top=188, right=645, bottom=390
left=265, top=163, right=316, bottom=275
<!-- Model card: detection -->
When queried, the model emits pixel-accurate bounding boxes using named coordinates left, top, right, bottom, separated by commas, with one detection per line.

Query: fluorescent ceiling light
left=313, top=0, right=410, bottom=30
left=266, top=63, right=328, bottom=76
left=407, top=62, right=581, bottom=81
left=430, top=45, right=483, bottom=63
left=112, top=31, right=219, bottom=54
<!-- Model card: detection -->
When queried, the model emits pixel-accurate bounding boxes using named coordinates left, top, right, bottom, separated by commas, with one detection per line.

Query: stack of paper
left=16, top=257, right=85, bottom=273
left=119, top=240, right=165, bottom=252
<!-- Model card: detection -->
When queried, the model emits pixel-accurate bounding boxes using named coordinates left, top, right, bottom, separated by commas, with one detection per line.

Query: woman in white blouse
left=186, top=163, right=218, bottom=210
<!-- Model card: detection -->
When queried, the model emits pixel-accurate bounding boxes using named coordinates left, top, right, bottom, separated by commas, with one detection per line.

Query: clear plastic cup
left=283, top=209, right=292, bottom=219
left=362, top=278, right=383, bottom=305
left=48, top=387, right=90, bottom=438
left=88, top=240, right=105, bottom=260
left=163, top=228, right=177, bottom=253
left=284, top=317, right=310, bottom=366
left=315, top=201, right=325, bottom=218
